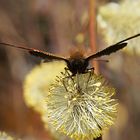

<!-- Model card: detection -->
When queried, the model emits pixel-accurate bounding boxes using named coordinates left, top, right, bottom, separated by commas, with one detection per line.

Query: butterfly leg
left=84, top=67, right=95, bottom=73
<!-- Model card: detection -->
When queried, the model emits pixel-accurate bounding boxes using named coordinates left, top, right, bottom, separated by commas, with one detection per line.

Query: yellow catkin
left=0, top=132, right=14, bottom=140
left=46, top=70, right=118, bottom=140
left=97, top=0, right=140, bottom=54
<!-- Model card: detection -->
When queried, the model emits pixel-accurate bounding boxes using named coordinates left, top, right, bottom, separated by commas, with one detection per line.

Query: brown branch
left=88, top=0, right=99, bottom=74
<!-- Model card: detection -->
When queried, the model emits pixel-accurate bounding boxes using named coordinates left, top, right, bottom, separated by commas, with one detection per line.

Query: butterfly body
left=67, top=55, right=88, bottom=75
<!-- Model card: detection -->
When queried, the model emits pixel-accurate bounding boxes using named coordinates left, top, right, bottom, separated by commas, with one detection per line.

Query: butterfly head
left=66, top=52, right=89, bottom=75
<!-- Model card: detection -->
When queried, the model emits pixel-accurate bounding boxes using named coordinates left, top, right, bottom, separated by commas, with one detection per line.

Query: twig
left=88, top=0, right=99, bottom=74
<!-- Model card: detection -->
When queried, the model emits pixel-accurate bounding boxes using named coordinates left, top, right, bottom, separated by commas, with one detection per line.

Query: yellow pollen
left=72, top=97, right=77, bottom=101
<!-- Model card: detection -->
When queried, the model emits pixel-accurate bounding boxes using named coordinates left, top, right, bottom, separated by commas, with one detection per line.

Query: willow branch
left=88, top=0, right=99, bottom=74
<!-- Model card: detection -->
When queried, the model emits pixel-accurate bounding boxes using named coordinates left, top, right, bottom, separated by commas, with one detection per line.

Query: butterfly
left=0, top=33, right=140, bottom=75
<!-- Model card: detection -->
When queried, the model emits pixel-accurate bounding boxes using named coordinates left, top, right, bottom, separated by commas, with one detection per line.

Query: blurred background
left=0, top=0, right=140, bottom=140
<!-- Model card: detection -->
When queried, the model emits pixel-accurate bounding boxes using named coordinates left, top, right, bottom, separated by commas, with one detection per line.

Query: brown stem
left=88, top=0, right=99, bottom=74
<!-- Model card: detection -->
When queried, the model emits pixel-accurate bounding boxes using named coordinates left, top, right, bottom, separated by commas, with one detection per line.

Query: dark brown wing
left=0, top=42, right=67, bottom=62
left=86, top=43, right=127, bottom=60
left=86, top=33, right=140, bottom=61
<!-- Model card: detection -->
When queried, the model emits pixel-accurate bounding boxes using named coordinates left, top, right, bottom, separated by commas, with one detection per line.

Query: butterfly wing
left=28, top=49, right=67, bottom=61
left=86, top=43, right=127, bottom=60
left=0, top=42, right=67, bottom=62
left=86, top=33, right=140, bottom=61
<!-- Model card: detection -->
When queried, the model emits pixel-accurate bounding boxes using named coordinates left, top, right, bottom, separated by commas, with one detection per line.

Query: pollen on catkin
left=23, top=62, right=72, bottom=140
left=23, top=61, right=66, bottom=114
left=0, top=132, right=14, bottom=140
left=97, top=0, right=140, bottom=54
left=46, top=70, right=118, bottom=140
